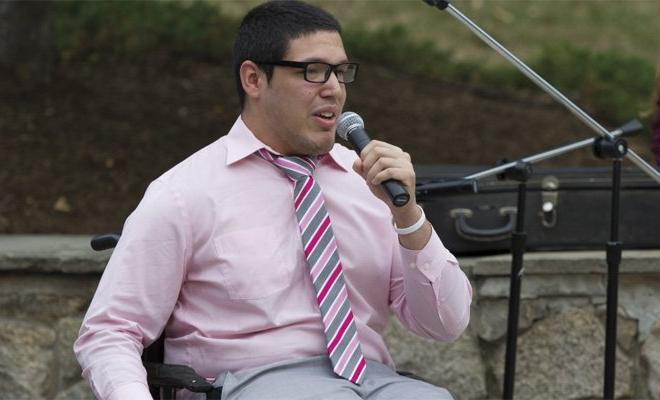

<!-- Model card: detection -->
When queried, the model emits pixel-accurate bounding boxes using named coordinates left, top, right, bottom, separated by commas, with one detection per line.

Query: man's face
left=258, top=30, right=348, bottom=156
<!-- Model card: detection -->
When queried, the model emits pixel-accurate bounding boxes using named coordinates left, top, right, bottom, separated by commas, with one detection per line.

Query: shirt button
left=419, top=263, right=431, bottom=273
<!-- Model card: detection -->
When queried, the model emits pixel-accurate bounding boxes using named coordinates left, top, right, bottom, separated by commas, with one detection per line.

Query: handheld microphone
left=336, top=112, right=410, bottom=207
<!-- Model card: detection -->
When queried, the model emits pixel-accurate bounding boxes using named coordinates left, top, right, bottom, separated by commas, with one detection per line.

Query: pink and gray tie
left=257, top=149, right=366, bottom=384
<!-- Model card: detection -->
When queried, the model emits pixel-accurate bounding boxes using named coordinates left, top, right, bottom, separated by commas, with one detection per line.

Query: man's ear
left=240, top=60, right=265, bottom=101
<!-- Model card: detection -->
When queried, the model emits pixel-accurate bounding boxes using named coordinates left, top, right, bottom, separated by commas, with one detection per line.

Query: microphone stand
left=420, top=1, right=659, bottom=397
left=592, top=136, right=628, bottom=400
left=422, top=0, right=660, bottom=185
left=497, top=161, right=531, bottom=400
left=416, top=120, right=642, bottom=400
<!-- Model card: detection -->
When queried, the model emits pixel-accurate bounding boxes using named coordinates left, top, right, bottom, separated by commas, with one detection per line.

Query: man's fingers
left=364, top=157, right=411, bottom=184
left=352, top=158, right=363, bottom=175
left=361, top=142, right=406, bottom=170
left=360, top=140, right=402, bottom=156
left=356, top=140, right=416, bottom=206
left=370, top=167, right=414, bottom=187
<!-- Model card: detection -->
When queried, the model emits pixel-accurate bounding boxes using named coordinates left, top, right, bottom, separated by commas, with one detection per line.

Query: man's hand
left=352, top=140, right=432, bottom=250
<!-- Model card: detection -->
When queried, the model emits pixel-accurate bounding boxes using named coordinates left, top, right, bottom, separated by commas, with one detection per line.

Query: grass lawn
left=218, top=0, right=660, bottom=67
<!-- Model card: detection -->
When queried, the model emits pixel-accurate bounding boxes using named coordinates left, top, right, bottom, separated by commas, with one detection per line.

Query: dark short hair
left=232, top=0, right=342, bottom=109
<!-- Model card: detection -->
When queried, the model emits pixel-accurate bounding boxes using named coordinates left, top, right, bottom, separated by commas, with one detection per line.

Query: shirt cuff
left=108, top=382, right=152, bottom=400
left=399, top=228, right=458, bottom=284
left=80, top=355, right=149, bottom=400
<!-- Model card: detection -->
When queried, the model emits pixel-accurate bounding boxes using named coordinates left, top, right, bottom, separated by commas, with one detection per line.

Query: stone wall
left=386, top=251, right=660, bottom=400
left=1, top=235, right=658, bottom=399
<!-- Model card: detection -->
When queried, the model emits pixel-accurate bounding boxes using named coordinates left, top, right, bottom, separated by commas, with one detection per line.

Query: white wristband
left=393, top=205, right=426, bottom=235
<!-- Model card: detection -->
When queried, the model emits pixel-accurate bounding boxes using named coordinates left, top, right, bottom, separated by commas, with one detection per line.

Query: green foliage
left=52, top=1, right=655, bottom=123
left=343, top=24, right=454, bottom=77
left=529, top=44, right=655, bottom=122
left=346, top=22, right=655, bottom=123
left=54, top=1, right=237, bottom=62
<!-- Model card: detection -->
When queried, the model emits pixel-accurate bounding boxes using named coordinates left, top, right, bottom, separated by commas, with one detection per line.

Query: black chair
left=90, top=234, right=434, bottom=400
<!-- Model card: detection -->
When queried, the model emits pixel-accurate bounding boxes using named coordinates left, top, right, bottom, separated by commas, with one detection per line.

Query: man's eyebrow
left=299, top=57, right=350, bottom=64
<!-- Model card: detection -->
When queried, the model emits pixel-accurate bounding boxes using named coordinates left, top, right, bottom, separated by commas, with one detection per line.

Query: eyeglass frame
left=254, top=60, right=359, bottom=84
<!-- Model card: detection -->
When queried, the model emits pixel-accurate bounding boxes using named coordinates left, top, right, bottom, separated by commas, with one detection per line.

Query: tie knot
left=256, top=149, right=318, bottom=181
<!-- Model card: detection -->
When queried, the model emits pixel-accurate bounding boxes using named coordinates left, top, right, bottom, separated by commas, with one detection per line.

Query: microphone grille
left=336, top=111, right=364, bottom=141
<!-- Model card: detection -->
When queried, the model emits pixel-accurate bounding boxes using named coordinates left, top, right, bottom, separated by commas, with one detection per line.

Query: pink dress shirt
left=74, top=117, right=473, bottom=400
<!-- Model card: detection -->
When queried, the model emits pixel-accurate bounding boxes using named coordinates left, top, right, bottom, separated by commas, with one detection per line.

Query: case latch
left=540, top=176, right=559, bottom=228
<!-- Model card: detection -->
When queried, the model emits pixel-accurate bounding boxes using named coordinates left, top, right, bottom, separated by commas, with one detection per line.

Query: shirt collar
left=225, top=116, right=351, bottom=172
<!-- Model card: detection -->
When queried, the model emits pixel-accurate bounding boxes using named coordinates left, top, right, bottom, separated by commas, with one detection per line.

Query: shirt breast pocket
left=213, top=226, right=293, bottom=300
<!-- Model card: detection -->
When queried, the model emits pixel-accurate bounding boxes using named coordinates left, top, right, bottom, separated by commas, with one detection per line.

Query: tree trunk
left=0, top=0, right=55, bottom=84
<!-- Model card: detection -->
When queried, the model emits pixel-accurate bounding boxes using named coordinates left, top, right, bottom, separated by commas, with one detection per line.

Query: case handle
left=450, top=207, right=517, bottom=242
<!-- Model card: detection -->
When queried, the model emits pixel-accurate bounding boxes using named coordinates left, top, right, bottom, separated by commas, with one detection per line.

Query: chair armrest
left=90, top=234, right=121, bottom=251
left=144, top=362, right=215, bottom=393
left=397, top=370, right=429, bottom=383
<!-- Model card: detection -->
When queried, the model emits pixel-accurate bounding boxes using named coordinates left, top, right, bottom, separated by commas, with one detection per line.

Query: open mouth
left=314, top=111, right=336, bottom=120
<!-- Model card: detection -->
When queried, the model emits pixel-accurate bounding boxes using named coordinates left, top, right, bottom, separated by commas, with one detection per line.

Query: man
left=75, top=1, right=472, bottom=399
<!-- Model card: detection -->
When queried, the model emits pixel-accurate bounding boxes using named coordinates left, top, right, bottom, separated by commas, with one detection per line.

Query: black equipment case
left=415, top=165, right=660, bottom=256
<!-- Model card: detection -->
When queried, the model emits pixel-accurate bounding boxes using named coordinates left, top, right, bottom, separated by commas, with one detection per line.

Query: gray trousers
left=214, top=356, right=453, bottom=400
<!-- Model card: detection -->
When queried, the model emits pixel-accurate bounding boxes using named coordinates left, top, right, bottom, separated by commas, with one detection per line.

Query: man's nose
left=320, top=70, right=343, bottom=95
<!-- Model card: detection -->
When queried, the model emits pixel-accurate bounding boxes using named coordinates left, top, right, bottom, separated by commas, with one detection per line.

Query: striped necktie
left=256, top=149, right=366, bottom=384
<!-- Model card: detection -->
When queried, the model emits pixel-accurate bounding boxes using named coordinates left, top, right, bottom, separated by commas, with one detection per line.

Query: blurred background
left=1, top=0, right=659, bottom=234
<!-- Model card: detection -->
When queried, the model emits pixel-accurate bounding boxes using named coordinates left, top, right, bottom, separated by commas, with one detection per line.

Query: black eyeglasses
left=256, top=60, right=359, bottom=84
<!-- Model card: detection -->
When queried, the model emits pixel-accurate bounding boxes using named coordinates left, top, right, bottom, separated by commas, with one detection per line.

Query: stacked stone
left=0, top=236, right=102, bottom=399
left=1, top=236, right=659, bottom=399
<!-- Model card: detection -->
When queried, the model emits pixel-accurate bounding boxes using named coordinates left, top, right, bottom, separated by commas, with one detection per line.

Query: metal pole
left=604, top=158, right=623, bottom=399
left=465, top=128, right=626, bottom=181
left=416, top=120, right=641, bottom=194
left=439, top=3, right=660, bottom=184
left=502, top=179, right=529, bottom=399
